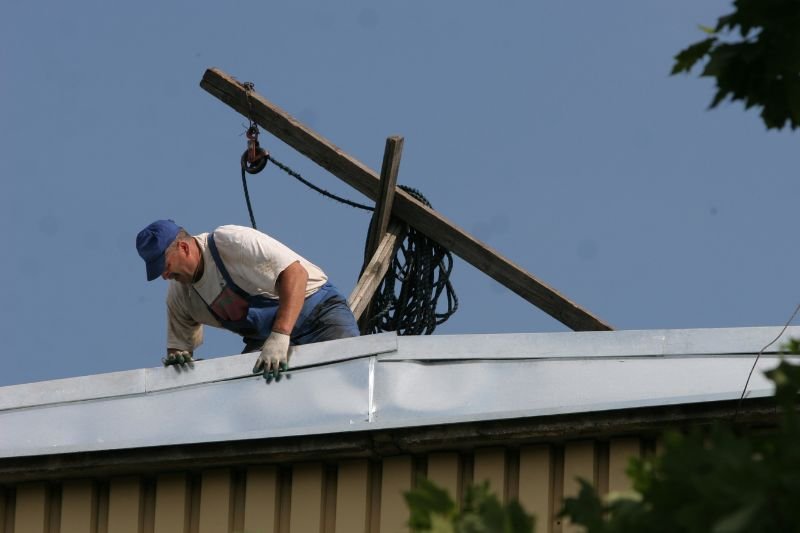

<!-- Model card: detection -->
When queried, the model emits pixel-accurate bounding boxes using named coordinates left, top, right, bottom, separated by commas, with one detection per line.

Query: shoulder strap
left=208, top=232, right=251, bottom=300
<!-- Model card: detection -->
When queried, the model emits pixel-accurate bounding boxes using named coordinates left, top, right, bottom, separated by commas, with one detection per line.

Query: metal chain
left=364, top=186, right=459, bottom=335
left=240, top=81, right=260, bottom=229
left=242, top=81, right=256, bottom=124
left=241, top=165, right=258, bottom=229
left=230, top=92, right=459, bottom=334
left=257, top=158, right=459, bottom=334
left=267, top=155, right=374, bottom=211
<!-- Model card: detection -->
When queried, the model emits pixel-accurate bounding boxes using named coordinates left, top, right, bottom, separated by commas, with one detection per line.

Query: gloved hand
left=253, top=332, right=291, bottom=380
left=162, top=350, right=193, bottom=367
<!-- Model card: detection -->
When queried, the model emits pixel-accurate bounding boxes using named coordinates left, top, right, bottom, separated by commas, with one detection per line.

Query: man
left=136, top=219, right=359, bottom=379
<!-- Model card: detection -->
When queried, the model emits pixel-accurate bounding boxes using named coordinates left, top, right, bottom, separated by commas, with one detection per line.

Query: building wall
left=0, top=437, right=650, bottom=533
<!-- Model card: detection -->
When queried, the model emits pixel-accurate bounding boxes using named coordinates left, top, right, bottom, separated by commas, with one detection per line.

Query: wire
left=240, top=81, right=261, bottom=230
left=267, top=155, right=375, bottom=211
left=238, top=151, right=459, bottom=335
left=240, top=165, right=258, bottom=229
left=734, top=301, right=800, bottom=422
left=364, top=186, right=459, bottom=335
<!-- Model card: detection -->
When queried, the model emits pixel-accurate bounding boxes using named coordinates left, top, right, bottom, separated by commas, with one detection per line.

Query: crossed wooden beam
left=200, top=68, right=613, bottom=332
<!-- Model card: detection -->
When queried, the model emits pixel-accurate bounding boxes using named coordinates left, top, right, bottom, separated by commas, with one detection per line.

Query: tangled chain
left=363, top=186, right=459, bottom=335
left=243, top=151, right=459, bottom=334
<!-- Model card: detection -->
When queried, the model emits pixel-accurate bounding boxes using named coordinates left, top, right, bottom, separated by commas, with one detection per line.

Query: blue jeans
left=242, top=292, right=359, bottom=352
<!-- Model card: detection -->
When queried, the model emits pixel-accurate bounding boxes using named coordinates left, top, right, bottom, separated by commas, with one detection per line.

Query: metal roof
left=1, top=326, right=798, bottom=459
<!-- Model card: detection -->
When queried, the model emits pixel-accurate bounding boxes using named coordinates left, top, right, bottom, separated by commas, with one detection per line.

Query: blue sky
left=1, top=1, right=798, bottom=386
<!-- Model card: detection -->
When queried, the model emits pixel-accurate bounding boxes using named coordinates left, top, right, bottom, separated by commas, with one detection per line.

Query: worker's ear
left=178, top=241, right=190, bottom=256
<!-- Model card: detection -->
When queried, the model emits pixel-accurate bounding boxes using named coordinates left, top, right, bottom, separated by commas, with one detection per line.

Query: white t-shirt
left=166, top=225, right=328, bottom=352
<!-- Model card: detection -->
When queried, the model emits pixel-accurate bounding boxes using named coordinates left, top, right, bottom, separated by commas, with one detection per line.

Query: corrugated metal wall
left=0, top=437, right=652, bottom=533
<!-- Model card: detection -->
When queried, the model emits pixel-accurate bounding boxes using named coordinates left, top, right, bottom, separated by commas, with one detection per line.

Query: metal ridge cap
left=0, top=369, right=147, bottom=413
left=392, top=326, right=800, bottom=360
left=378, top=353, right=795, bottom=363
left=0, top=333, right=398, bottom=412
left=146, top=332, right=397, bottom=393
left=0, top=326, right=793, bottom=411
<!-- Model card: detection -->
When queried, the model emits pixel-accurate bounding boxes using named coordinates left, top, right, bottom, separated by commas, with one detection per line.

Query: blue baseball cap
left=136, top=219, right=180, bottom=281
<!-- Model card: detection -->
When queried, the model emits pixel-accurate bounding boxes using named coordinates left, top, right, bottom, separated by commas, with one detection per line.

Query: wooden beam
left=348, top=220, right=405, bottom=321
left=200, top=68, right=613, bottom=331
left=364, top=136, right=403, bottom=263
left=358, top=136, right=404, bottom=332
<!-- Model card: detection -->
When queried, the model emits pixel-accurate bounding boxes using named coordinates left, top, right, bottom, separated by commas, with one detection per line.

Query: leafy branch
left=405, top=480, right=534, bottom=533
left=672, top=0, right=800, bottom=130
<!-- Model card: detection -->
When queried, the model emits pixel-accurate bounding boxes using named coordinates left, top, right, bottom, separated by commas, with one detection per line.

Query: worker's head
left=136, top=219, right=183, bottom=282
left=160, top=229, right=201, bottom=284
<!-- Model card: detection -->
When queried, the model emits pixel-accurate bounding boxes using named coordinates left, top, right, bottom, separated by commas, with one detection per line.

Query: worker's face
left=162, top=240, right=197, bottom=284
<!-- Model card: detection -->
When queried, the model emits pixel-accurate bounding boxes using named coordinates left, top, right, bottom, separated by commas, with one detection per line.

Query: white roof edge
left=0, top=370, right=148, bottom=413
left=0, top=326, right=797, bottom=459
left=0, top=332, right=397, bottom=412
left=0, top=326, right=796, bottom=413
left=393, top=325, right=800, bottom=360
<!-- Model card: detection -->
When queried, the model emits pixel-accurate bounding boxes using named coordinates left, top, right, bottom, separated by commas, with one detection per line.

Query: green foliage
left=405, top=479, right=534, bottom=533
left=782, top=337, right=800, bottom=355
left=561, top=359, right=800, bottom=532
left=407, top=346, right=800, bottom=533
left=672, top=0, right=800, bottom=130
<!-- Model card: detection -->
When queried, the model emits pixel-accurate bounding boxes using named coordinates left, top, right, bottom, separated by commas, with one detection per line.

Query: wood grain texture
left=518, top=446, right=552, bottom=533
left=289, top=463, right=325, bottom=533
left=14, top=483, right=48, bottom=533
left=562, top=442, right=595, bottom=533
left=608, top=438, right=640, bottom=493
left=0, top=488, right=6, bottom=533
left=108, top=477, right=142, bottom=533
left=426, top=453, right=459, bottom=506
left=473, top=448, right=507, bottom=501
left=200, top=68, right=612, bottom=332
left=60, top=480, right=96, bottom=533
left=378, top=456, right=412, bottom=533
left=244, top=466, right=278, bottom=533
left=358, top=136, right=404, bottom=332
left=349, top=220, right=405, bottom=319
left=365, top=136, right=403, bottom=263
left=153, top=473, right=189, bottom=533
left=199, top=469, right=232, bottom=533
left=335, top=460, right=370, bottom=533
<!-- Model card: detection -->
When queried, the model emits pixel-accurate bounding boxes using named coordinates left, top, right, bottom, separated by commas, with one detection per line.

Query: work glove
left=162, top=350, right=193, bottom=367
left=253, top=332, right=291, bottom=381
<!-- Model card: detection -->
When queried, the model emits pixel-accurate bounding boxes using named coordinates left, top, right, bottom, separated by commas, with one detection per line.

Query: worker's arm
left=253, top=261, right=308, bottom=380
left=272, top=261, right=309, bottom=334
left=163, top=283, right=200, bottom=367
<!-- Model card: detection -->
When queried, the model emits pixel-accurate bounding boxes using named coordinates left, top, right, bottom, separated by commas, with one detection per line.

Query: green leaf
left=711, top=500, right=762, bottom=533
left=506, top=501, right=535, bottom=533
left=429, top=514, right=455, bottom=533
left=407, top=480, right=533, bottom=533
left=671, top=38, right=716, bottom=75
left=782, top=338, right=800, bottom=355
left=406, top=479, right=457, bottom=530
left=558, top=360, right=800, bottom=531
left=560, top=479, right=607, bottom=531
left=674, top=0, right=800, bottom=129
left=715, top=14, right=736, bottom=32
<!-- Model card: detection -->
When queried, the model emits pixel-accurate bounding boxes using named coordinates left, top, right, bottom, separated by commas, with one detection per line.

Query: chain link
left=267, top=155, right=374, bottom=211
left=232, top=83, right=458, bottom=333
